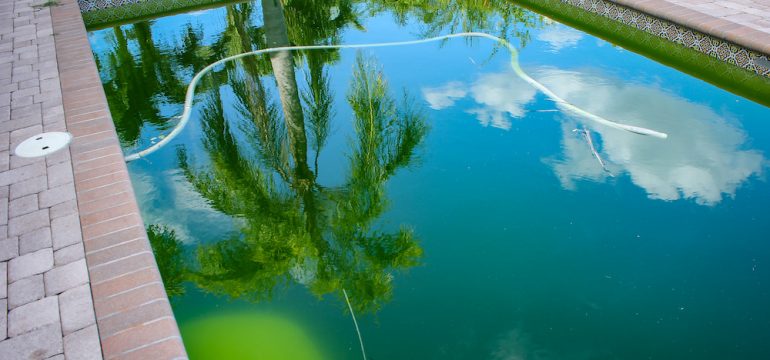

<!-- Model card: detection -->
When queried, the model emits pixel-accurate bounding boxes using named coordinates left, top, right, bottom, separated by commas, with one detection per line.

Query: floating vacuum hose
left=343, top=288, right=367, bottom=360
left=124, top=31, right=668, bottom=162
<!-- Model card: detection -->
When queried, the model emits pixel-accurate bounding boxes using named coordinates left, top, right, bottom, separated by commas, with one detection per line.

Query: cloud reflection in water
left=536, top=24, right=583, bottom=52
left=422, top=67, right=766, bottom=205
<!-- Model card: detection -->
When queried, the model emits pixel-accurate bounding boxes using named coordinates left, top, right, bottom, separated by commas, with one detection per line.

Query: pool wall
left=553, top=0, right=770, bottom=76
left=517, top=0, right=770, bottom=106
left=49, top=0, right=188, bottom=358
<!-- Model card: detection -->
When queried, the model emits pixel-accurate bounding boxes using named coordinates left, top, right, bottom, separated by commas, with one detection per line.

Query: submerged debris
left=574, top=128, right=614, bottom=177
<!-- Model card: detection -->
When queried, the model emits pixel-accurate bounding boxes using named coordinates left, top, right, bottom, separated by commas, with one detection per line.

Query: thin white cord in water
left=124, top=32, right=668, bottom=162
left=342, top=288, right=367, bottom=360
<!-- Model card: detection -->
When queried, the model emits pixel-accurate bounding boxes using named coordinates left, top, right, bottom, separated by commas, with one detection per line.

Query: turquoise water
left=89, top=1, right=770, bottom=359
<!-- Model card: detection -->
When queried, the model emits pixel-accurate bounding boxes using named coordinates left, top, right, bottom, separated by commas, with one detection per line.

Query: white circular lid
left=14, top=132, right=73, bottom=158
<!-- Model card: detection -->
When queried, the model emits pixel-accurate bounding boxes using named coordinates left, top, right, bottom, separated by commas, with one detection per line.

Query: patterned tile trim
left=560, top=0, right=769, bottom=77
left=79, top=0, right=226, bottom=28
left=79, top=0, right=144, bottom=12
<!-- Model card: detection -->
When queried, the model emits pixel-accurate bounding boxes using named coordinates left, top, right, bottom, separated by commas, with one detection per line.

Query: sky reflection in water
left=423, top=65, right=766, bottom=205
left=88, top=2, right=770, bottom=359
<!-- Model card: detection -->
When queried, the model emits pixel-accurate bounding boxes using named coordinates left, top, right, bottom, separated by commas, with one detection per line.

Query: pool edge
left=524, top=0, right=770, bottom=77
left=49, top=0, right=189, bottom=359
left=515, top=0, right=770, bottom=107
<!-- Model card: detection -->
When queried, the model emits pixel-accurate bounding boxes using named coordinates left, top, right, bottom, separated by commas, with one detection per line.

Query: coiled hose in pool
left=123, top=32, right=667, bottom=162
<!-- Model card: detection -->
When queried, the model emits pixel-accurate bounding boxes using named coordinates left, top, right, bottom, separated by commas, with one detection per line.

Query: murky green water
left=89, top=1, right=770, bottom=359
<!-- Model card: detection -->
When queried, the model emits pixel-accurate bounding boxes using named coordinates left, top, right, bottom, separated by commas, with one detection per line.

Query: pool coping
left=514, top=0, right=770, bottom=107
left=612, top=0, right=770, bottom=57
left=49, top=0, right=188, bottom=358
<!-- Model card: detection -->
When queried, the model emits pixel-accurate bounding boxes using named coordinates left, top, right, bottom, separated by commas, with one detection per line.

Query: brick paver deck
left=2, top=0, right=187, bottom=358
left=614, top=0, right=770, bottom=55
left=1, top=0, right=103, bottom=358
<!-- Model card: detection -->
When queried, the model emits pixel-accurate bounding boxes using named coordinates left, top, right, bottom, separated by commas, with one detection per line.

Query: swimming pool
left=88, top=1, right=770, bottom=358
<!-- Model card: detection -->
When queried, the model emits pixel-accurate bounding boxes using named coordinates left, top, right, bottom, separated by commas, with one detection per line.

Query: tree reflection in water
left=102, top=0, right=546, bottom=315
left=153, top=0, right=427, bottom=314
left=177, top=53, right=427, bottom=313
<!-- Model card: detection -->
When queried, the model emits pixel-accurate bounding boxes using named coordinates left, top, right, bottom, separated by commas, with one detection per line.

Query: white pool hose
left=124, top=32, right=667, bottom=162
left=343, top=288, right=367, bottom=360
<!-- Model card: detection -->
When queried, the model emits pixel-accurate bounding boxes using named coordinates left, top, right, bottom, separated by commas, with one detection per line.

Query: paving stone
left=0, top=323, right=61, bottom=359
left=7, top=295, right=59, bottom=337
left=8, top=247, right=52, bottom=282
left=0, top=151, right=8, bottom=172
left=0, top=161, right=45, bottom=186
left=9, top=124, right=43, bottom=148
left=46, top=161, right=73, bottom=188
left=19, top=226, right=51, bottom=255
left=8, top=174, right=46, bottom=200
left=45, top=147, right=70, bottom=166
left=7, top=208, right=48, bottom=237
left=38, top=181, right=75, bottom=208
left=0, top=196, right=5, bottom=224
left=0, top=133, right=8, bottom=152
left=59, top=284, right=94, bottom=335
left=50, top=213, right=80, bottom=250
left=63, top=324, right=100, bottom=360
left=0, top=299, right=5, bottom=341
left=0, top=262, right=6, bottom=299
left=19, top=77, right=38, bottom=89
left=0, top=104, right=8, bottom=121
left=7, top=274, right=43, bottom=309
left=39, top=77, right=58, bottom=94
left=9, top=153, right=44, bottom=170
left=44, top=258, right=88, bottom=296
left=0, top=236, right=18, bottom=262
left=49, top=199, right=77, bottom=219
left=8, top=193, right=37, bottom=218
left=54, top=241, right=84, bottom=266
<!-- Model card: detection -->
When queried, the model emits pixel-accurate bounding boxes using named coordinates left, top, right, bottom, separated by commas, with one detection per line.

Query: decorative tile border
left=561, top=0, right=770, bottom=77
left=50, top=0, right=188, bottom=358
left=78, top=0, right=230, bottom=28
left=79, top=0, right=145, bottom=12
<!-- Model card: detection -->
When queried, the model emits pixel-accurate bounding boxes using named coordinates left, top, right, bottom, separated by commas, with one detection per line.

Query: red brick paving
left=48, top=0, right=187, bottom=357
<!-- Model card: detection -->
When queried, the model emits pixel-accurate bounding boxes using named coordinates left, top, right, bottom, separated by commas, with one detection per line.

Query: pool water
left=88, top=1, right=770, bottom=359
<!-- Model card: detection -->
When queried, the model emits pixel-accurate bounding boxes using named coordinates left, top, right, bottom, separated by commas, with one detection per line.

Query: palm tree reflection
left=179, top=46, right=427, bottom=313
left=115, top=0, right=547, bottom=314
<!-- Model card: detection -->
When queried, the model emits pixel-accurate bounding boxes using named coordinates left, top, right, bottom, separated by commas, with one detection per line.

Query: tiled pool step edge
left=49, top=0, right=188, bottom=358
left=555, top=0, right=770, bottom=77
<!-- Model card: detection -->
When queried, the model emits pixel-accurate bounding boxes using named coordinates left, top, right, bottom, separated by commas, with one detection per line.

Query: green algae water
left=181, top=312, right=326, bottom=359
left=89, top=1, right=770, bottom=359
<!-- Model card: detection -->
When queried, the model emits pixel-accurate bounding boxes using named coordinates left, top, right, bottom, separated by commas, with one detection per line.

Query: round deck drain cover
left=14, top=132, right=72, bottom=158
